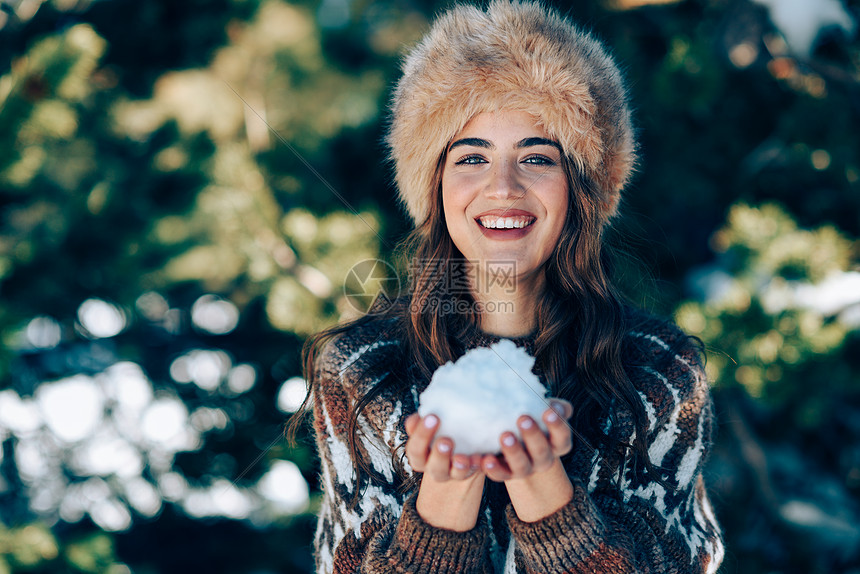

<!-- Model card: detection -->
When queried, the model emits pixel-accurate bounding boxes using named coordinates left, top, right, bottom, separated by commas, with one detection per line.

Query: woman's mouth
left=474, top=213, right=536, bottom=240
left=476, top=216, right=535, bottom=229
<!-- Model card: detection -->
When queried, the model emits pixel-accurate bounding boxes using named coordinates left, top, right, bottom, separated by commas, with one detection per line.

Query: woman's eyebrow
left=449, top=137, right=494, bottom=151
left=516, top=137, right=562, bottom=151
left=448, top=136, right=561, bottom=152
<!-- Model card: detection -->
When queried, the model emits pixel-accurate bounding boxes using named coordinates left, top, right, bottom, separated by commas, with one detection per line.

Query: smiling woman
left=287, top=1, right=724, bottom=573
left=442, top=110, right=569, bottom=338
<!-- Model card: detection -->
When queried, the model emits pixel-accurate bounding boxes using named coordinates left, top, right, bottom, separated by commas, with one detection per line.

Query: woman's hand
left=483, top=399, right=576, bottom=522
left=404, top=413, right=483, bottom=481
left=480, top=399, right=573, bottom=482
left=405, top=412, right=486, bottom=531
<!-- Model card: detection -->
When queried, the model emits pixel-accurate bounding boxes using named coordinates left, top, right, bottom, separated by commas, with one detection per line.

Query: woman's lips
left=474, top=210, right=536, bottom=241
left=476, top=224, right=535, bottom=240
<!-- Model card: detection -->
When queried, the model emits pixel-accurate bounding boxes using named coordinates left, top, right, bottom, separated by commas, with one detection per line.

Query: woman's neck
left=470, top=270, right=542, bottom=338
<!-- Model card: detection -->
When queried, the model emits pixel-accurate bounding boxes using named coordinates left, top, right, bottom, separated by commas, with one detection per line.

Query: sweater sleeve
left=311, top=333, right=493, bottom=574
left=503, top=329, right=724, bottom=574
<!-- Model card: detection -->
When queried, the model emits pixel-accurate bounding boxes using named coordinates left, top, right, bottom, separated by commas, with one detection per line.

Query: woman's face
left=441, top=110, right=569, bottom=290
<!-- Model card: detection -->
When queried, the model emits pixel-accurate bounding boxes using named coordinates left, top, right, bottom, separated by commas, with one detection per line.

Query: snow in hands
left=417, top=339, right=550, bottom=455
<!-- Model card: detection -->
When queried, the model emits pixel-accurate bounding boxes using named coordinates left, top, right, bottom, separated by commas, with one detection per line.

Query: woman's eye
left=454, top=155, right=487, bottom=165
left=522, top=155, right=556, bottom=166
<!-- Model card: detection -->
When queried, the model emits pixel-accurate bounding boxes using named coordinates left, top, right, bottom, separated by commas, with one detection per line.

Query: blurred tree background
left=0, top=0, right=858, bottom=572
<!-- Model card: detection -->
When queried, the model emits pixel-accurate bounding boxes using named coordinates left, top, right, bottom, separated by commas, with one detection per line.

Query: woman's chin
left=465, top=257, right=543, bottom=293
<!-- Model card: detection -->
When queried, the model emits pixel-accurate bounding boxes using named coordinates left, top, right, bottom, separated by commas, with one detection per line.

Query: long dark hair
left=287, top=149, right=667, bottom=507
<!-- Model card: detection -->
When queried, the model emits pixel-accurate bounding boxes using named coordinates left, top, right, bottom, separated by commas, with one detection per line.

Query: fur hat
left=387, top=0, right=636, bottom=226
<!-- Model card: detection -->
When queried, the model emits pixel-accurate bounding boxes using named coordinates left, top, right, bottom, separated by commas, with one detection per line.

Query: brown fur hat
left=387, top=0, right=636, bottom=226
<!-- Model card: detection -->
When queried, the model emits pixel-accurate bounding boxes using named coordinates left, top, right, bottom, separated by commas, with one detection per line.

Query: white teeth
left=477, top=216, right=534, bottom=229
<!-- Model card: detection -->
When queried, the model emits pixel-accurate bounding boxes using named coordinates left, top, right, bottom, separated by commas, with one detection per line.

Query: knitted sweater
left=310, top=311, right=724, bottom=573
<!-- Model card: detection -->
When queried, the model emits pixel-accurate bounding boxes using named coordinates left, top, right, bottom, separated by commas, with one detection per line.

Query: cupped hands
left=404, top=398, right=574, bottom=483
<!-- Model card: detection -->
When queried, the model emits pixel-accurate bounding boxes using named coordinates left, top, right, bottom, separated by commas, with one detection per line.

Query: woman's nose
left=485, top=160, right=526, bottom=199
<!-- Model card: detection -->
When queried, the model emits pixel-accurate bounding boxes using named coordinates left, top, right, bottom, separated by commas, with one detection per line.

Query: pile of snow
left=418, top=340, right=549, bottom=455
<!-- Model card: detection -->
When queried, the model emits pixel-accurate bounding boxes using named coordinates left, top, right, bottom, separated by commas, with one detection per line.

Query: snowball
left=417, top=340, right=550, bottom=455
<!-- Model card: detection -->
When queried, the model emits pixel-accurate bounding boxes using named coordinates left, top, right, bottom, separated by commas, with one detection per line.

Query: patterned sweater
left=310, top=311, right=724, bottom=573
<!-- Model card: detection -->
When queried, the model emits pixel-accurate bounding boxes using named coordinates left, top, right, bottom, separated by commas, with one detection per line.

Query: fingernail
left=546, top=411, right=559, bottom=422
left=485, top=461, right=496, bottom=469
left=453, top=460, right=466, bottom=469
left=502, top=434, right=516, bottom=447
left=424, top=415, right=438, bottom=428
left=550, top=400, right=566, bottom=416
left=519, top=418, right=534, bottom=429
left=437, top=442, right=451, bottom=453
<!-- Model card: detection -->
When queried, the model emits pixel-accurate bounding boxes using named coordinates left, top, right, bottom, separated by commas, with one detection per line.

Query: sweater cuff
left=388, top=493, right=489, bottom=574
left=505, top=481, right=628, bottom=571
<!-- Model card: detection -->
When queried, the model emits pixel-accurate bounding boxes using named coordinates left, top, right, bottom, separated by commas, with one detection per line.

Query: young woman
left=290, top=2, right=724, bottom=572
